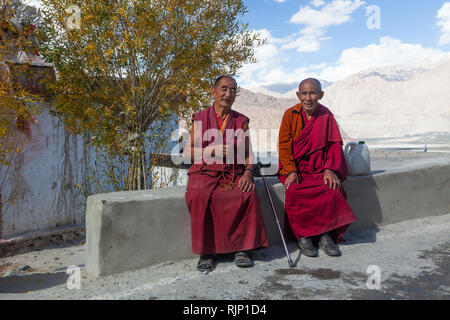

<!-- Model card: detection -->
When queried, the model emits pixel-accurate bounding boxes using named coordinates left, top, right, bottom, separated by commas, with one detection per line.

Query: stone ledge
left=85, top=158, right=450, bottom=277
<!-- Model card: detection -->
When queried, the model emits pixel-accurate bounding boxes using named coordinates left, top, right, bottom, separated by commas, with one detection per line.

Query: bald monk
left=278, top=78, right=356, bottom=257
left=185, top=76, right=269, bottom=271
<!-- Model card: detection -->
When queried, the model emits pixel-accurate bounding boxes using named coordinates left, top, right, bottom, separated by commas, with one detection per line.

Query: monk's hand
left=284, top=172, right=298, bottom=190
left=238, top=171, right=255, bottom=192
left=324, top=169, right=341, bottom=190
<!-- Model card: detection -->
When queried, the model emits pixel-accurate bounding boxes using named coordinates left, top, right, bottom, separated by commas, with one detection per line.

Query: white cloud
left=282, top=0, right=365, bottom=52
left=290, top=0, right=365, bottom=29
left=319, top=37, right=448, bottom=81
left=281, top=32, right=322, bottom=52
left=256, top=28, right=292, bottom=45
left=237, top=29, right=285, bottom=87
left=273, top=0, right=287, bottom=3
left=237, top=29, right=317, bottom=89
left=240, top=36, right=450, bottom=88
left=310, top=62, right=328, bottom=69
left=310, top=0, right=326, bottom=7
left=437, top=2, right=450, bottom=46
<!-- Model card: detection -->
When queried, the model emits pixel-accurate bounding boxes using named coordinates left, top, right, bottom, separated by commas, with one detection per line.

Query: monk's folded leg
left=185, top=173, right=219, bottom=255
left=285, top=182, right=356, bottom=242
left=209, top=187, right=269, bottom=254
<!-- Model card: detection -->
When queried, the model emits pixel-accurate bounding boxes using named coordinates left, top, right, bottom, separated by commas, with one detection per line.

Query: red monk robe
left=278, top=103, right=356, bottom=243
left=185, top=106, right=269, bottom=255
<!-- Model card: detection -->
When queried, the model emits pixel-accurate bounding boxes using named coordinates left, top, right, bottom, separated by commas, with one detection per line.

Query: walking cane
left=259, top=163, right=295, bottom=268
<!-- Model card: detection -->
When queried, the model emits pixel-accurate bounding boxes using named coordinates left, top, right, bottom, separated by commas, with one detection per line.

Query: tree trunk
left=126, top=138, right=147, bottom=191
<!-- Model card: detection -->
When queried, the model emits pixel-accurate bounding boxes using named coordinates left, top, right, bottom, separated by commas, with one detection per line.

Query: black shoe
left=197, top=254, right=215, bottom=272
left=298, top=237, right=318, bottom=257
left=234, top=251, right=253, bottom=268
left=319, top=233, right=342, bottom=257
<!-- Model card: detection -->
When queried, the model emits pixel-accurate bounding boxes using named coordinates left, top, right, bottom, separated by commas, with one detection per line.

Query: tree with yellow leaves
left=38, top=0, right=262, bottom=191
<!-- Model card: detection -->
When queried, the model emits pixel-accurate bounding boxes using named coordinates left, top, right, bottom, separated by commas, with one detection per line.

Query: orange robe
left=278, top=103, right=304, bottom=176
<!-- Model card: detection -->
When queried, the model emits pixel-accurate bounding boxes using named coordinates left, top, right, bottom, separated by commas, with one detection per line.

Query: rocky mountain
left=235, top=57, right=450, bottom=143
left=231, top=89, right=297, bottom=151
left=233, top=87, right=352, bottom=151
left=179, top=59, right=450, bottom=151
left=320, top=57, right=450, bottom=138
left=247, top=79, right=332, bottom=99
left=233, top=88, right=298, bottom=129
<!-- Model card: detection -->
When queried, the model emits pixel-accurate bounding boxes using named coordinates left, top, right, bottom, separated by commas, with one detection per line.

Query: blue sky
left=238, top=0, right=450, bottom=89
left=23, top=0, right=450, bottom=90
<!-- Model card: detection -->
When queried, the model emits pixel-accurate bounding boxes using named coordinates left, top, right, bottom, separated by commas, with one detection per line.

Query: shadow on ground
left=1, top=239, right=85, bottom=259
left=0, top=272, right=68, bottom=294
left=340, top=227, right=380, bottom=246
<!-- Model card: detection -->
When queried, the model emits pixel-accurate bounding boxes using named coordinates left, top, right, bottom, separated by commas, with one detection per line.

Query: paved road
left=1, top=213, right=450, bottom=300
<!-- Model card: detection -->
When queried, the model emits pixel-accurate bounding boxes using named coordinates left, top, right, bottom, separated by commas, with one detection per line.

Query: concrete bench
left=85, top=155, right=450, bottom=277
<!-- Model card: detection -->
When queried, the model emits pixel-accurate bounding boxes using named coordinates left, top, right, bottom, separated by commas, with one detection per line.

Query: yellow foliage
left=38, top=0, right=262, bottom=191
left=0, top=0, right=43, bottom=169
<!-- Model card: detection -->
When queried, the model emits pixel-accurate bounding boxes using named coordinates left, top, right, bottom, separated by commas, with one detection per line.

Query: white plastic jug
left=344, top=141, right=371, bottom=176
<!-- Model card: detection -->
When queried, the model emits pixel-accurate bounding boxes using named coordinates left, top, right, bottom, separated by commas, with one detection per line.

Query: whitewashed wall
left=1, top=102, right=88, bottom=238
left=0, top=101, right=181, bottom=239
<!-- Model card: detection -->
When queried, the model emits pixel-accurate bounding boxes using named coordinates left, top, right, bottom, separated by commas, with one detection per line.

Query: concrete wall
left=85, top=158, right=450, bottom=277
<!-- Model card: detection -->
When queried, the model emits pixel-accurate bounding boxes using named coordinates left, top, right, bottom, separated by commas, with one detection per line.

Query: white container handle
left=344, top=142, right=358, bottom=155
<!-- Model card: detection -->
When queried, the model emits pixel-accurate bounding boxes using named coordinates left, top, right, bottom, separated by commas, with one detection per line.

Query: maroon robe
left=278, top=104, right=356, bottom=243
left=185, top=106, right=269, bottom=255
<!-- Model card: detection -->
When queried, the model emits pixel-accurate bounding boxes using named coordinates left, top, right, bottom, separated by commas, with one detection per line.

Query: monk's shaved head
left=214, top=75, right=237, bottom=89
left=299, top=78, right=322, bottom=92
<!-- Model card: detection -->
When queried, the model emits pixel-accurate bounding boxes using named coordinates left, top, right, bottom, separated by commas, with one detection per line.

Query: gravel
left=1, top=213, right=450, bottom=300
